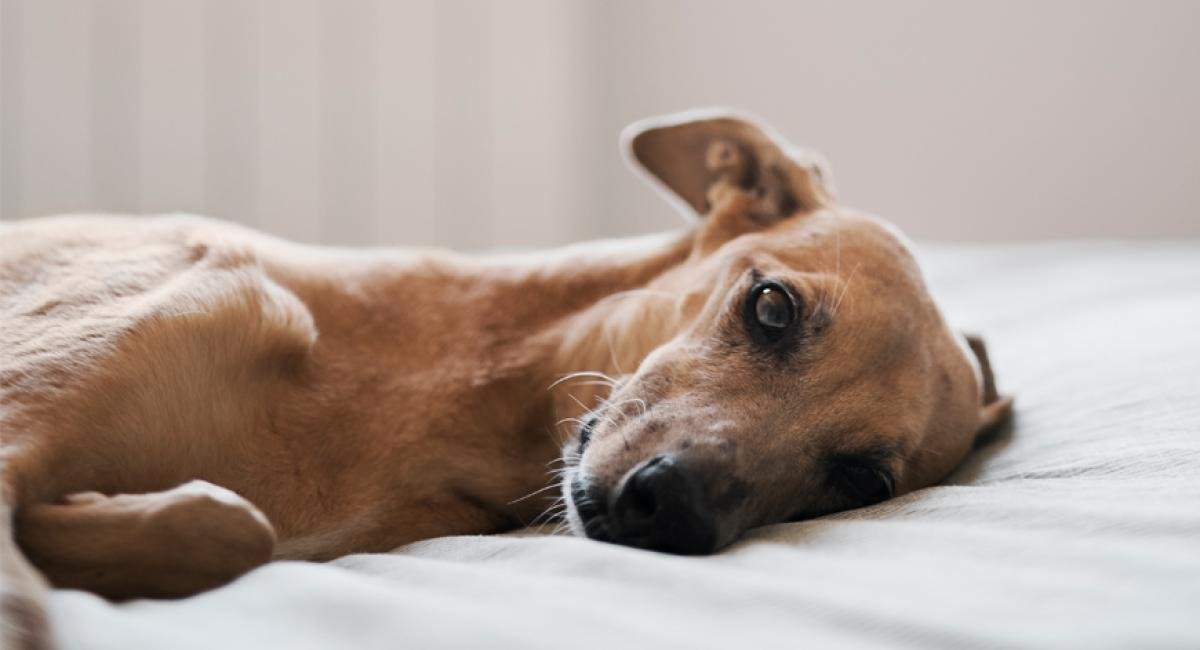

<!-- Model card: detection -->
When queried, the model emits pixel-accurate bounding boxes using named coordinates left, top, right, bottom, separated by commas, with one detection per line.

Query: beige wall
left=2, top=0, right=1197, bottom=247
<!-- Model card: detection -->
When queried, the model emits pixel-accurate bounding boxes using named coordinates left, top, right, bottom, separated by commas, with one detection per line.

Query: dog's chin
left=564, top=502, right=585, bottom=536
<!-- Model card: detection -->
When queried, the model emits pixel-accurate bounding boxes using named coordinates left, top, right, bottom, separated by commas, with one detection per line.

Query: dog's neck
left=530, top=232, right=699, bottom=432
left=466, top=230, right=699, bottom=429
left=278, top=227, right=700, bottom=527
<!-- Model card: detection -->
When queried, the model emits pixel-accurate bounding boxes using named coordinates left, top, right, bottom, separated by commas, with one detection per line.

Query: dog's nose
left=610, top=454, right=717, bottom=554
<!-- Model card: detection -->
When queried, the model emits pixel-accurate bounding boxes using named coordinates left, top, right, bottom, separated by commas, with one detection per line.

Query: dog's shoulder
left=0, top=214, right=317, bottom=401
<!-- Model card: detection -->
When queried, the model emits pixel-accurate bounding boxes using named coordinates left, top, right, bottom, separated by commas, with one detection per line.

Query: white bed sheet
left=47, top=241, right=1200, bottom=649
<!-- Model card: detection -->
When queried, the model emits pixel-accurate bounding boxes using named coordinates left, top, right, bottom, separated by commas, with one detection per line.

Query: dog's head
left=561, top=110, right=1011, bottom=553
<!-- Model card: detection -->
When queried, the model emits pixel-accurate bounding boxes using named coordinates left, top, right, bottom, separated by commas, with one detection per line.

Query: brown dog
left=0, top=110, right=1009, bottom=648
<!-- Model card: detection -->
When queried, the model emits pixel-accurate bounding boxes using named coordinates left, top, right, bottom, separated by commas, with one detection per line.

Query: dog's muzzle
left=574, top=454, right=718, bottom=555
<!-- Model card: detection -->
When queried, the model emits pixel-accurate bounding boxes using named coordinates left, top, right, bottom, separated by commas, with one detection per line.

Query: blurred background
left=2, top=0, right=1197, bottom=249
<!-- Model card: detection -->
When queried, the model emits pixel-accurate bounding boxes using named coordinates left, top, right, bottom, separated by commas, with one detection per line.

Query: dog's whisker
left=530, top=505, right=557, bottom=526
left=835, top=222, right=841, bottom=279
left=547, top=371, right=617, bottom=391
left=531, top=499, right=568, bottom=527
left=567, top=394, right=593, bottom=415
left=546, top=455, right=577, bottom=469
left=507, top=483, right=562, bottom=506
left=547, top=462, right=578, bottom=476
left=831, top=261, right=862, bottom=316
left=571, top=380, right=620, bottom=389
left=602, top=397, right=647, bottom=418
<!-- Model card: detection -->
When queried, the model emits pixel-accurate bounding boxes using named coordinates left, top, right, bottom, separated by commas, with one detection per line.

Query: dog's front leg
left=15, top=480, right=275, bottom=600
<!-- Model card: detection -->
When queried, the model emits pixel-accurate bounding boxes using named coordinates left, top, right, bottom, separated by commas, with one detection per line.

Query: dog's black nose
left=609, top=454, right=717, bottom=554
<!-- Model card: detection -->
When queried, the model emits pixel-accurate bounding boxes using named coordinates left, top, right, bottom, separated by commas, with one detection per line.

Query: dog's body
left=1, top=215, right=683, bottom=575
left=0, top=112, right=1009, bottom=649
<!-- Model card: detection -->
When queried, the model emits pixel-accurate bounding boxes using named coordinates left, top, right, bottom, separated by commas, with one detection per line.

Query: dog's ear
left=622, top=109, right=835, bottom=221
left=964, top=334, right=1014, bottom=440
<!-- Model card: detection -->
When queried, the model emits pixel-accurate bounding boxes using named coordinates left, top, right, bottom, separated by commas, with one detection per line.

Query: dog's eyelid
left=828, top=454, right=897, bottom=504
left=829, top=443, right=902, bottom=472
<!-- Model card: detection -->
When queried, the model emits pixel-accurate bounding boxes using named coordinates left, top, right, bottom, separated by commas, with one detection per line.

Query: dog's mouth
left=575, top=413, right=598, bottom=455
left=566, top=474, right=613, bottom=543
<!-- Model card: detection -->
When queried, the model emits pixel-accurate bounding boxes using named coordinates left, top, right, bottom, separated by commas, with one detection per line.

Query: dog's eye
left=742, top=278, right=803, bottom=348
left=837, top=465, right=894, bottom=506
left=749, top=281, right=796, bottom=335
left=755, top=286, right=792, bottom=329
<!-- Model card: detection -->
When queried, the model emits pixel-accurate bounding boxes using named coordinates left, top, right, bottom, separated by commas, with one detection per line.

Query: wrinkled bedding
left=48, top=241, right=1200, bottom=649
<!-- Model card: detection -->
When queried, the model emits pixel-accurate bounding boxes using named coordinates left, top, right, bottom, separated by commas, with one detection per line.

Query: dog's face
left=562, top=111, right=1011, bottom=553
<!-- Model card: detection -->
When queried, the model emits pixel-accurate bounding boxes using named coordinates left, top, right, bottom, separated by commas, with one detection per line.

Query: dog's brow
left=808, top=274, right=850, bottom=324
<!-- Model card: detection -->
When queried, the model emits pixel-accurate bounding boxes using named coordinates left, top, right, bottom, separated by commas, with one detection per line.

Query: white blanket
left=47, top=242, right=1200, bottom=649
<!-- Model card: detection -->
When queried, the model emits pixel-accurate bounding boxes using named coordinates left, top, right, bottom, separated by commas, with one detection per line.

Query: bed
left=46, top=241, right=1200, bottom=649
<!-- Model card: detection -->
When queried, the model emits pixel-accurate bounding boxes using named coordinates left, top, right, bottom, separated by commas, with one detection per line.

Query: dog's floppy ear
left=965, top=334, right=1014, bottom=439
left=622, top=108, right=835, bottom=221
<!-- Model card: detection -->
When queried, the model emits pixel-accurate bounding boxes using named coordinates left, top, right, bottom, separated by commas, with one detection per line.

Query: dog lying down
left=0, top=110, right=1010, bottom=643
